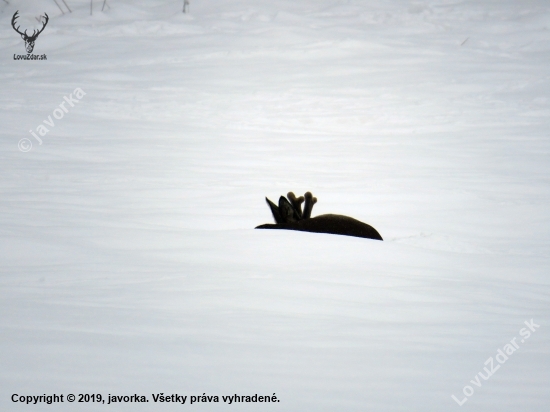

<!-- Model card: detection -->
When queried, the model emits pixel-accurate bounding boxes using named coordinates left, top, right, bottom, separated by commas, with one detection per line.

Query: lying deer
left=256, top=191, right=383, bottom=240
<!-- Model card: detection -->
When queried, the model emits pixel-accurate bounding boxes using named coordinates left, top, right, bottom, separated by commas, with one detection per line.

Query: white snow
left=1, top=0, right=549, bottom=411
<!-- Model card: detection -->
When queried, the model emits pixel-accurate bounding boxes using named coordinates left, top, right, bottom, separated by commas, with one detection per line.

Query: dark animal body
left=255, top=192, right=383, bottom=241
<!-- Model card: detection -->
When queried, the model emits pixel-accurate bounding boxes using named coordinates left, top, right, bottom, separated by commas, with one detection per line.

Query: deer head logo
left=12, top=11, right=49, bottom=54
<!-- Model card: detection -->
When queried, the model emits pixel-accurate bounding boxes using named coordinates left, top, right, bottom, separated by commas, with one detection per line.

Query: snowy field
left=1, top=0, right=549, bottom=410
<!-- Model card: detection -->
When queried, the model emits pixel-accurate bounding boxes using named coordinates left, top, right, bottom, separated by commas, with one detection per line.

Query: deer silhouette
left=256, top=191, right=383, bottom=240
left=12, top=11, right=49, bottom=54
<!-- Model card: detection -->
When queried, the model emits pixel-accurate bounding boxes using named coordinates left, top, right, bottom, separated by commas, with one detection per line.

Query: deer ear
left=265, top=197, right=283, bottom=224
left=21, top=34, right=25, bottom=39
left=278, top=196, right=300, bottom=223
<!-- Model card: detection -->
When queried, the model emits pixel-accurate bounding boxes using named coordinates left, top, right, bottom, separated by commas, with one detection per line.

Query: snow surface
left=1, top=0, right=549, bottom=410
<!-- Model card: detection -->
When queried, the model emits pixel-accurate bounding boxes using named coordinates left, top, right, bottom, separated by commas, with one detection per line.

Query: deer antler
left=302, top=192, right=317, bottom=219
left=11, top=11, right=25, bottom=37
left=287, top=192, right=304, bottom=219
left=29, top=13, right=49, bottom=40
left=11, top=11, right=49, bottom=40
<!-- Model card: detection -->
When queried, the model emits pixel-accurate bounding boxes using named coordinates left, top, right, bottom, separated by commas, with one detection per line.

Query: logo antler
left=12, top=11, right=49, bottom=54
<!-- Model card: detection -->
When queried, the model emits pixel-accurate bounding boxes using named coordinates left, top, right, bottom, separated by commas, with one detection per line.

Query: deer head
left=12, top=11, right=49, bottom=54
left=256, top=191, right=383, bottom=240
